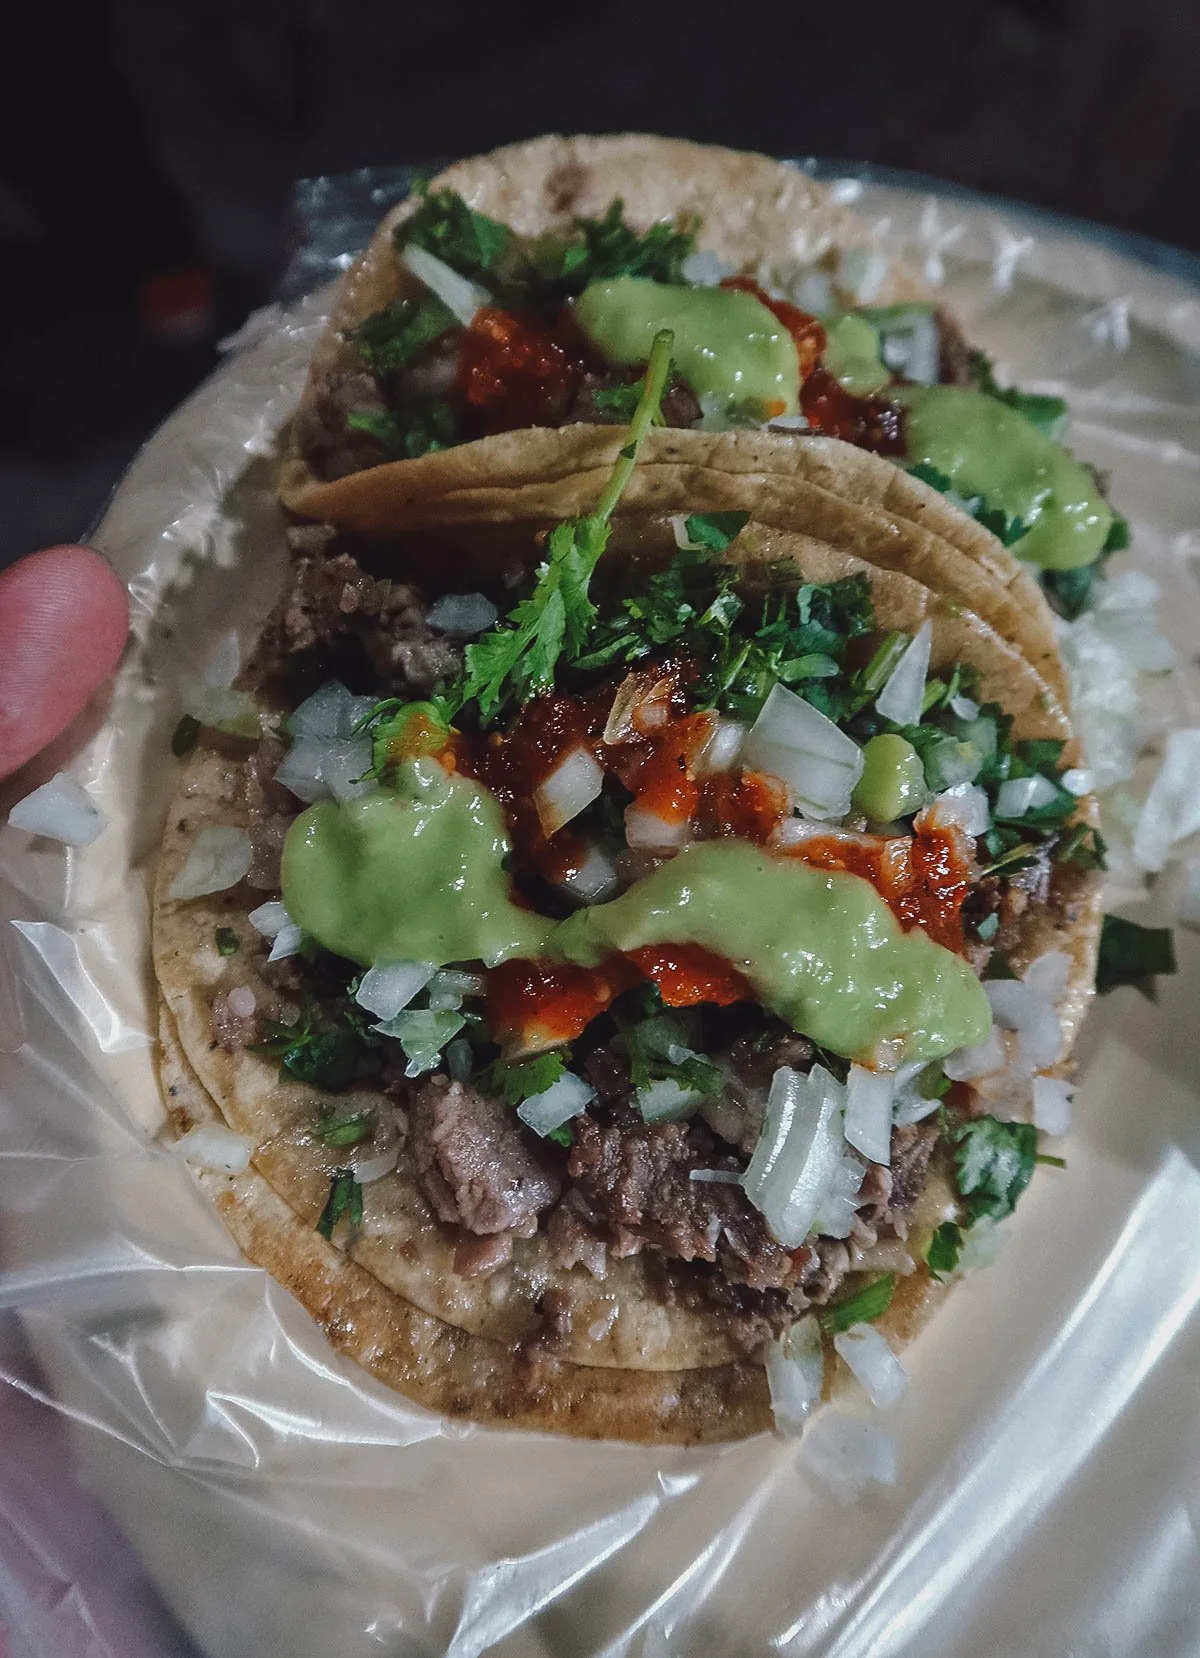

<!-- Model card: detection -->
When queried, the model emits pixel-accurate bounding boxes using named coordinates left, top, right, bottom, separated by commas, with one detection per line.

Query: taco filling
left=161, top=355, right=1099, bottom=1398
left=295, top=174, right=1125, bottom=619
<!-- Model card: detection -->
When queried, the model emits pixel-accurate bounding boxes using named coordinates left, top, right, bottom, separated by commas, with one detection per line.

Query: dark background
left=3, top=0, right=1198, bottom=566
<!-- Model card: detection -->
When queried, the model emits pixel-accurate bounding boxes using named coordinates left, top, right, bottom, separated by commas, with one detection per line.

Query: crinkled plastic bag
left=3, top=167, right=1200, bottom=1658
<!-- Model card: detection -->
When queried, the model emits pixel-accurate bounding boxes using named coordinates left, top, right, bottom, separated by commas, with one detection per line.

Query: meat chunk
left=568, top=1117, right=794, bottom=1290
left=410, top=1077, right=561, bottom=1236
left=546, top=1190, right=609, bottom=1279
left=888, top=1122, right=939, bottom=1215
left=295, top=372, right=393, bottom=481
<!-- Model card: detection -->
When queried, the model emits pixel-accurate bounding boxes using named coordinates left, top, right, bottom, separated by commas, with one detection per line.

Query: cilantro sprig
left=817, top=1272, right=896, bottom=1334
left=316, top=1169, right=364, bottom=1240
left=453, top=329, right=674, bottom=724
left=252, top=1011, right=381, bottom=1093
left=952, top=1116, right=1037, bottom=1222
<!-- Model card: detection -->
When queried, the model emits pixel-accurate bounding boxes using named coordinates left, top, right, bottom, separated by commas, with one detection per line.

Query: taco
left=159, top=360, right=1101, bottom=1440
left=280, top=133, right=1124, bottom=630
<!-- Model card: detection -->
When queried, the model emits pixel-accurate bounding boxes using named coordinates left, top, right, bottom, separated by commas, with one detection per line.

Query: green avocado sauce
left=281, top=758, right=553, bottom=968
left=555, top=841, right=989, bottom=1064
left=821, top=313, right=892, bottom=396
left=573, top=276, right=800, bottom=419
left=898, top=385, right=1112, bottom=571
left=282, top=767, right=990, bottom=1064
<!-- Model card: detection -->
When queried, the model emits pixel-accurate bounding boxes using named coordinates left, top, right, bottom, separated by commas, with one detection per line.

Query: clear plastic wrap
left=3, top=168, right=1200, bottom=1658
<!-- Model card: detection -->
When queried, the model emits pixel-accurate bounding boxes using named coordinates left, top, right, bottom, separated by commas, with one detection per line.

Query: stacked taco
left=154, top=281, right=1104, bottom=1438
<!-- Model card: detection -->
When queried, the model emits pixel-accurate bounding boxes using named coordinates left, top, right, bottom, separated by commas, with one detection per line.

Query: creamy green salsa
left=281, top=759, right=553, bottom=968
left=556, top=841, right=988, bottom=1063
left=282, top=766, right=989, bottom=1064
left=574, top=276, right=800, bottom=419
left=898, top=385, right=1112, bottom=571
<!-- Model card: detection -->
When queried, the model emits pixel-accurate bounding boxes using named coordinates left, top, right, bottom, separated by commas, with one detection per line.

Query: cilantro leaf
left=908, top=462, right=1029, bottom=547
left=926, top=1222, right=963, bottom=1280
left=1056, top=822, right=1107, bottom=871
left=547, top=1123, right=575, bottom=1147
left=488, top=1051, right=568, bottom=1107
left=952, top=1117, right=1037, bottom=1222
left=966, top=349, right=1068, bottom=437
left=346, top=296, right=458, bottom=375
left=681, top=511, right=751, bottom=553
left=1104, top=515, right=1131, bottom=553
left=252, top=1013, right=381, bottom=1093
left=1043, top=564, right=1096, bottom=622
left=561, top=198, right=696, bottom=289
left=592, top=380, right=645, bottom=421
left=1096, top=914, right=1177, bottom=995
left=214, top=926, right=240, bottom=957
left=817, top=1273, right=896, bottom=1335
left=310, top=1108, right=375, bottom=1148
left=397, top=188, right=511, bottom=281
left=316, top=1168, right=364, bottom=1240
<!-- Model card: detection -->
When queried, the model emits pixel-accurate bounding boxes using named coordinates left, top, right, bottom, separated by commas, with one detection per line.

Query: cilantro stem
left=591, top=329, right=674, bottom=526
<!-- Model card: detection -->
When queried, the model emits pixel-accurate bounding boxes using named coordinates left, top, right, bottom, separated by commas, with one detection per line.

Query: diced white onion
left=247, top=899, right=291, bottom=938
left=428, top=969, right=486, bottom=1006
left=1061, top=768, right=1092, bottom=797
left=839, top=247, right=890, bottom=304
left=637, top=1078, right=706, bottom=1123
left=813, top=1150, right=868, bottom=1239
left=994, top=773, right=1058, bottom=819
left=425, top=592, right=499, bottom=636
left=534, top=746, right=604, bottom=837
left=875, top=620, right=932, bottom=727
left=958, top=1217, right=1008, bottom=1272
left=1023, top=950, right=1071, bottom=1002
left=202, top=631, right=241, bottom=689
left=557, top=843, right=621, bottom=905
left=227, top=985, right=256, bottom=1019
left=766, top=1316, right=825, bottom=1435
left=924, top=782, right=990, bottom=838
left=7, top=773, right=105, bottom=847
left=876, top=309, right=940, bottom=386
left=289, top=681, right=377, bottom=740
left=680, top=248, right=733, bottom=287
left=890, top=1059, right=940, bottom=1125
left=765, top=413, right=810, bottom=431
left=741, top=1065, right=847, bottom=1247
left=743, top=684, right=864, bottom=820
left=517, top=1072, right=594, bottom=1136
left=625, top=806, right=690, bottom=850
left=1032, top=1074, right=1074, bottom=1136
left=801, top=1411, right=898, bottom=1501
left=943, top=1025, right=1005, bottom=1082
left=275, top=735, right=374, bottom=804
left=689, top=1168, right=742, bottom=1184
left=833, top=1325, right=909, bottom=1410
left=182, top=682, right=262, bottom=737
left=696, top=719, right=746, bottom=776
left=844, top=1065, right=894, bottom=1165
left=400, top=243, right=491, bottom=327
left=170, top=826, right=252, bottom=899
left=175, top=1122, right=255, bottom=1174
left=266, top=922, right=303, bottom=963
left=355, top=960, right=435, bottom=1021
left=985, top=979, right=1063, bottom=1071
left=948, top=693, right=979, bottom=721
left=1132, top=729, right=1200, bottom=873
left=350, top=1144, right=400, bottom=1185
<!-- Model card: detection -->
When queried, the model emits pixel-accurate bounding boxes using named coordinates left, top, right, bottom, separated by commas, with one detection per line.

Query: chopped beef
left=285, top=522, right=338, bottom=561
left=566, top=373, right=701, bottom=429
left=795, top=1238, right=850, bottom=1306
left=295, top=372, right=393, bottom=481
left=409, top=1077, right=561, bottom=1236
left=248, top=551, right=463, bottom=697
left=210, top=990, right=260, bottom=1053
left=726, top=1029, right=815, bottom=1093
left=238, top=738, right=297, bottom=890
left=888, top=1122, right=939, bottom=1214
left=568, top=1116, right=794, bottom=1290
left=546, top=1189, right=609, bottom=1279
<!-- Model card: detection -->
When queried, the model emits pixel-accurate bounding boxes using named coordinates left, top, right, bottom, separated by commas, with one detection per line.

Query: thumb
left=0, top=546, right=130, bottom=781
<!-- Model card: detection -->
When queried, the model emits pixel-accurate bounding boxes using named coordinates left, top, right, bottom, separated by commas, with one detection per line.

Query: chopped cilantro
left=560, top=197, right=697, bottom=290
left=592, top=380, right=645, bottom=421
left=547, top=1123, right=575, bottom=1148
left=252, top=1013, right=381, bottom=1093
left=488, top=1051, right=568, bottom=1107
left=817, top=1272, right=896, bottom=1334
left=926, top=1221, right=963, bottom=1280
left=1057, top=822, right=1107, bottom=871
left=396, top=188, right=510, bottom=281
left=679, top=511, right=751, bottom=553
left=1103, top=515, right=1131, bottom=553
left=966, top=349, right=1068, bottom=438
left=1096, top=914, right=1177, bottom=995
left=1042, top=564, right=1096, bottom=622
left=398, top=398, right=458, bottom=458
left=952, top=1117, right=1037, bottom=1222
left=345, top=295, right=457, bottom=375
left=214, top=926, right=240, bottom=957
left=614, top=1009, right=723, bottom=1098
left=171, top=715, right=200, bottom=757
left=454, top=328, right=674, bottom=723
left=908, top=461, right=1030, bottom=547
left=316, top=1169, right=364, bottom=1240
left=310, top=1108, right=375, bottom=1148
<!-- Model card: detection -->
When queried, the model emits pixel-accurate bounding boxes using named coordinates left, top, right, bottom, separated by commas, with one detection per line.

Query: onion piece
left=922, top=782, right=990, bottom=838
left=183, top=683, right=262, bottom=737
left=1060, top=768, right=1092, bottom=797
left=844, top=1065, right=894, bottom=1165
left=637, top=1078, right=706, bottom=1123
left=958, top=1217, right=1008, bottom=1272
left=696, top=719, right=747, bottom=776
left=994, top=773, right=1058, bottom=819
left=266, top=923, right=303, bottom=963
left=275, top=734, right=374, bottom=805
left=833, top=1325, right=909, bottom=1410
left=801, top=1411, right=898, bottom=1501
left=400, top=243, right=491, bottom=327
left=427, top=969, right=486, bottom=1006
left=1032, top=1074, right=1074, bottom=1135
left=202, top=631, right=241, bottom=689
left=740, top=1065, right=846, bottom=1247
left=813, top=1149, right=867, bottom=1239
left=517, top=1071, right=594, bottom=1136
left=625, top=806, right=690, bottom=850
left=742, top=684, right=865, bottom=820
left=557, top=843, right=620, bottom=905
left=985, top=979, right=1063, bottom=1071
left=534, top=746, right=604, bottom=837
left=766, top=1316, right=825, bottom=1435
left=175, top=1122, right=255, bottom=1174
left=943, top=1025, right=1005, bottom=1082
left=170, top=826, right=252, bottom=899
left=355, top=960, right=435, bottom=1021
left=1023, top=951, right=1071, bottom=1002
left=890, top=1060, right=940, bottom=1125
left=247, top=900, right=291, bottom=938
left=350, top=1144, right=400, bottom=1185
left=289, top=681, right=377, bottom=741
left=7, top=773, right=105, bottom=847
left=425, top=592, right=499, bottom=637
left=227, top=986, right=256, bottom=1019
left=948, top=692, right=979, bottom=721
left=689, top=1168, right=742, bottom=1184
left=875, top=620, right=932, bottom=726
